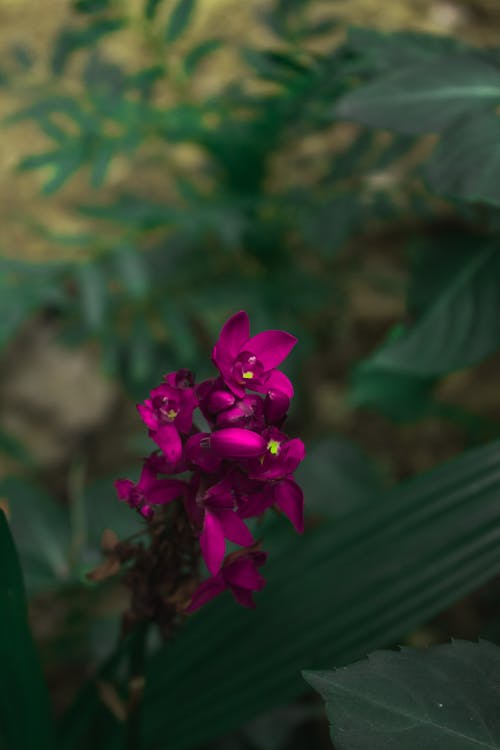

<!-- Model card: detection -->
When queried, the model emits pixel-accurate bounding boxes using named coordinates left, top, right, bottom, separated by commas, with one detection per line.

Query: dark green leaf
left=296, top=436, right=383, bottom=518
left=164, top=0, right=196, bottom=43
left=427, top=112, right=500, bottom=205
left=302, top=192, right=361, bottom=258
left=52, top=19, right=126, bottom=73
left=0, top=478, right=71, bottom=593
left=345, top=26, right=465, bottom=73
left=0, top=259, right=63, bottom=349
left=75, top=262, right=108, bottom=330
left=74, top=0, right=112, bottom=12
left=350, top=366, right=436, bottom=421
left=0, top=511, right=54, bottom=749
left=184, top=38, right=222, bottom=75
left=364, top=245, right=500, bottom=375
left=144, top=0, right=163, bottom=19
left=140, top=439, right=500, bottom=749
left=305, top=640, right=500, bottom=750
left=335, top=54, right=500, bottom=134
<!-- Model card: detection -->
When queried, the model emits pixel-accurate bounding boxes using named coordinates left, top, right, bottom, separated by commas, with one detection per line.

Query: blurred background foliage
left=2, top=0, right=500, bottom=748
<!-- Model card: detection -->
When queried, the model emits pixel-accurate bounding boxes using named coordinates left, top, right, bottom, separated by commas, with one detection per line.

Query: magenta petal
left=115, top=478, right=133, bottom=500
left=224, top=557, right=265, bottom=590
left=207, top=389, right=236, bottom=413
left=264, top=389, right=290, bottom=424
left=185, top=573, right=226, bottom=613
left=201, top=511, right=226, bottom=575
left=229, top=585, right=257, bottom=608
left=283, top=438, right=306, bottom=474
left=274, top=479, right=304, bottom=533
left=245, top=330, right=297, bottom=370
left=216, top=311, right=250, bottom=359
left=152, top=423, right=182, bottom=466
left=253, top=369, right=294, bottom=399
left=217, top=509, right=253, bottom=546
left=137, top=401, right=158, bottom=431
left=210, top=428, right=266, bottom=458
left=147, top=479, right=186, bottom=505
left=185, top=434, right=222, bottom=472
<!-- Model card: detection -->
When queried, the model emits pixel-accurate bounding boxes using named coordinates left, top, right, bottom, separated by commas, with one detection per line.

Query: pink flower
left=247, top=427, right=305, bottom=480
left=137, top=370, right=197, bottom=467
left=212, top=311, right=297, bottom=399
left=186, top=548, right=268, bottom=611
left=115, top=463, right=186, bottom=519
left=198, top=480, right=254, bottom=575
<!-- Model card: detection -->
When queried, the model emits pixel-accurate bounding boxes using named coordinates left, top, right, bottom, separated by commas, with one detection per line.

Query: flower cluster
left=115, top=311, right=305, bottom=611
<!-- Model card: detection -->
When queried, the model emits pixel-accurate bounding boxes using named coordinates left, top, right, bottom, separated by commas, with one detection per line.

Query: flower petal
left=245, top=330, right=297, bottom=370
left=115, top=478, right=134, bottom=500
left=152, top=424, right=182, bottom=467
left=274, top=479, right=304, bottom=533
left=185, top=573, right=226, bottom=613
left=215, top=311, right=250, bottom=360
left=264, top=389, right=290, bottom=425
left=282, top=438, right=306, bottom=475
left=147, top=479, right=186, bottom=505
left=200, top=511, right=226, bottom=575
left=185, top=433, right=222, bottom=472
left=210, top=428, right=266, bottom=458
left=224, top=556, right=266, bottom=590
left=252, top=369, right=294, bottom=399
left=217, top=509, right=253, bottom=547
left=229, top=585, right=257, bottom=608
left=137, top=401, right=158, bottom=431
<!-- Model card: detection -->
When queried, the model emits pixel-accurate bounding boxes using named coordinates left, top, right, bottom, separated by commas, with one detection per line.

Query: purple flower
left=198, top=480, right=254, bottom=575
left=137, top=370, right=197, bottom=467
left=247, top=427, right=305, bottom=480
left=212, top=311, right=297, bottom=399
left=190, top=428, right=267, bottom=463
left=186, top=548, right=268, bottom=611
left=115, top=464, right=186, bottom=519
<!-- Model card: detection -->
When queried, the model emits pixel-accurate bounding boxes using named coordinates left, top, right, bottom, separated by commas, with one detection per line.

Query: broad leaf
left=427, top=111, right=500, bottom=205
left=0, top=477, right=71, bottom=593
left=305, top=640, right=500, bottom=750
left=0, top=511, right=54, bottom=749
left=296, top=436, right=382, bottom=518
left=164, top=0, right=196, bottom=43
left=335, top=53, right=500, bottom=134
left=363, top=245, right=500, bottom=376
left=345, top=26, right=465, bottom=73
left=136, top=440, right=500, bottom=749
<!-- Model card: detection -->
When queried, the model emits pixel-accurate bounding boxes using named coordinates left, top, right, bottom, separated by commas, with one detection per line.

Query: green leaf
left=296, top=436, right=382, bottom=518
left=0, top=511, right=54, bottom=749
left=139, top=439, right=500, bottom=749
left=305, top=640, right=500, bottom=750
left=0, top=478, right=71, bottom=593
left=350, top=366, right=436, bottom=421
left=0, top=259, right=63, bottom=350
left=75, top=261, right=108, bottom=331
left=144, top=0, right=163, bottom=19
left=427, top=111, right=500, bottom=205
left=345, top=26, right=465, bottom=73
left=52, top=19, right=126, bottom=74
left=184, top=38, right=222, bottom=75
left=164, top=0, right=196, bottom=43
left=335, top=53, right=500, bottom=134
left=363, top=245, right=500, bottom=376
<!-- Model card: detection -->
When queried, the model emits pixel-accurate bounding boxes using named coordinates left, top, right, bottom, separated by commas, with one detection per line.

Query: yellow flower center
left=267, top=439, right=281, bottom=456
left=242, top=370, right=254, bottom=379
left=166, top=409, right=178, bottom=420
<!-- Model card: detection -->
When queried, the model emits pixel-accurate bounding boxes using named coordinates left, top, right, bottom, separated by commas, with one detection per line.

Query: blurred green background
left=2, top=1, right=500, bottom=748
